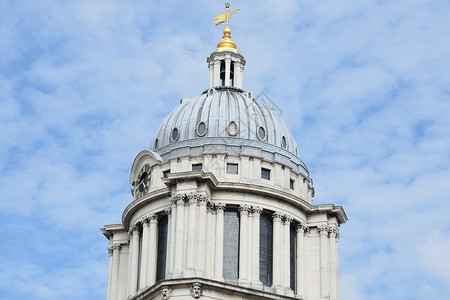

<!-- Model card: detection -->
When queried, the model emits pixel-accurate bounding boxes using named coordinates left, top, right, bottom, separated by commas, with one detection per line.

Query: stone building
left=101, top=8, right=347, bottom=300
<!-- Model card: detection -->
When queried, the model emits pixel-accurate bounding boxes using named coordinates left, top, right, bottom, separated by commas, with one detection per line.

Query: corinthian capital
left=252, top=206, right=262, bottom=215
left=239, top=204, right=250, bottom=215
left=284, top=214, right=293, bottom=223
left=297, top=222, right=309, bottom=233
left=112, top=243, right=122, bottom=252
left=318, top=225, right=330, bottom=235
left=188, top=192, right=199, bottom=204
left=272, top=211, right=283, bottom=221
left=216, top=203, right=226, bottom=211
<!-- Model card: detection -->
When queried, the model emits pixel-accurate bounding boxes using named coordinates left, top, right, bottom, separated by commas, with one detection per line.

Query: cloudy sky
left=1, top=0, right=449, bottom=299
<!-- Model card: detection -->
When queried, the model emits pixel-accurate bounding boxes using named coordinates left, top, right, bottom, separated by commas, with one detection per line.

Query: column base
left=250, top=280, right=263, bottom=289
left=238, top=279, right=251, bottom=287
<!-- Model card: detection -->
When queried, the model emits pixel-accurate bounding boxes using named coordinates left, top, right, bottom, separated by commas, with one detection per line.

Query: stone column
left=186, top=193, right=198, bottom=276
left=233, top=61, right=241, bottom=88
left=107, top=246, right=113, bottom=300
left=247, top=209, right=253, bottom=281
left=214, top=203, right=225, bottom=280
left=251, top=207, right=262, bottom=286
left=283, top=215, right=292, bottom=289
left=197, top=195, right=208, bottom=276
left=139, top=217, right=150, bottom=288
left=239, top=65, right=244, bottom=88
left=126, top=233, right=132, bottom=296
left=225, top=58, right=231, bottom=86
left=129, top=225, right=140, bottom=296
left=238, top=205, right=249, bottom=283
left=209, top=63, right=214, bottom=87
left=272, top=212, right=283, bottom=288
left=165, top=207, right=172, bottom=278
left=148, top=213, right=159, bottom=286
left=110, top=243, right=121, bottom=300
left=329, top=227, right=339, bottom=300
left=173, top=195, right=185, bottom=276
left=206, top=202, right=216, bottom=277
left=319, top=225, right=330, bottom=298
left=296, top=223, right=308, bottom=296
left=168, top=197, right=177, bottom=275
left=213, top=61, right=220, bottom=87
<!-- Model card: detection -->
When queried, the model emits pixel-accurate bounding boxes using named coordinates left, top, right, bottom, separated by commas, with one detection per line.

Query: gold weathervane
left=213, top=2, right=239, bottom=52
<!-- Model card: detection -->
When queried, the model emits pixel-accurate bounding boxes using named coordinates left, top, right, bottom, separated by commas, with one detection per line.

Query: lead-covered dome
left=151, top=87, right=309, bottom=175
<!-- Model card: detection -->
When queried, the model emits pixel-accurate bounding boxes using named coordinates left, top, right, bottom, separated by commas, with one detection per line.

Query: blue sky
left=1, top=0, right=449, bottom=299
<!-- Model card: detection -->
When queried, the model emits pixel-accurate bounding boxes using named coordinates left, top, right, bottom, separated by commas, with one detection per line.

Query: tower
left=101, top=4, right=347, bottom=300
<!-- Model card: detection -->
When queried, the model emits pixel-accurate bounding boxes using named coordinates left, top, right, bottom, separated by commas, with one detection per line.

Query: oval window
left=227, top=121, right=238, bottom=136
left=257, top=126, right=266, bottom=141
left=196, top=121, right=207, bottom=136
left=171, top=127, right=179, bottom=142
left=154, top=138, right=159, bottom=149
left=281, top=136, right=287, bottom=148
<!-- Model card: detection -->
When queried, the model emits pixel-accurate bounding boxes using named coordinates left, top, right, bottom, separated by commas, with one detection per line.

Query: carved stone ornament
left=318, top=225, right=330, bottom=235
left=252, top=206, right=263, bottom=215
left=191, top=282, right=203, bottom=298
left=297, top=222, right=309, bottom=233
left=188, top=192, right=199, bottom=203
left=161, top=285, right=171, bottom=300
left=272, top=211, right=283, bottom=221
left=284, top=214, right=293, bottom=223
left=239, top=204, right=249, bottom=215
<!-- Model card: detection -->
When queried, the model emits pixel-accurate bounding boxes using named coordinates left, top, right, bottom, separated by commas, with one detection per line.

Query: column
left=126, top=233, right=132, bottom=296
left=213, top=61, right=220, bottom=87
left=139, top=217, right=150, bottom=288
left=247, top=209, right=253, bottom=281
left=239, top=65, right=244, bottom=88
left=206, top=202, right=216, bottom=277
left=238, top=205, right=249, bottom=283
left=107, top=246, right=113, bottom=300
left=251, top=207, right=262, bottom=286
left=233, top=61, right=241, bottom=88
left=128, top=225, right=140, bottom=296
left=272, top=212, right=283, bottom=287
left=110, top=243, right=121, bottom=300
left=173, top=195, right=185, bottom=275
left=147, top=213, right=159, bottom=286
left=165, top=207, right=172, bottom=278
left=168, top=197, right=177, bottom=275
left=225, top=58, right=231, bottom=86
left=329, top=227, right=339, bottom=300
left=283, top=215, right=292, bottom=288
left=186, top=193, right=198, bottom=276
left=319, top=225, right=330, bottom=298
left=209, top=63, right=214, bottom=87
left=296, top=223, right=308, bottom=296
left=197, top=195, right=208, bottom=276
left=214, top=203, right=225, bottom=280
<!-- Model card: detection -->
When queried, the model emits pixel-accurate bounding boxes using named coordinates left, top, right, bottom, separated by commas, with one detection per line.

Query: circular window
left=227, top=121, right=238, bottom=136
left=171, top=127, right=179, bottom=142
left=281, top=136, right=287, bottom=148
left=154, top=138, right=159, bottom=149
left=257, top=126, right=266, bottom=141
left=246, top=91, right=253, bottom=99
left=196, top=121, right=207, bottom=137
left=207, top=88, right=215, bottom=96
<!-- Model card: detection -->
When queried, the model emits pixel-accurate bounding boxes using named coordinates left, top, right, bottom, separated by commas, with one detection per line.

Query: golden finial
left=213, top=2, right=239, bottom=53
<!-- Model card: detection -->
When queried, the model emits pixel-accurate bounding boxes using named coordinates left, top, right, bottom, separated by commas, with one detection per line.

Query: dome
left=151, top=86, right=309, bottom=175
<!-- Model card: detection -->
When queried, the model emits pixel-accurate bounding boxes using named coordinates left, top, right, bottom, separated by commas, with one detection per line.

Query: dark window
left=154, top=138, right=159, bottom=149
left=290, top=223, right=296, bottom=291
left=192, top=163, right=202, bottom=171
left=156, top=215, right=168, bottom=282
left=227, top=163, right=238, bottom=174
left=261, top=168, right=271, bottom=180
left=163, top=170, right=170, bottom=178
left=171, top=127, right=179, bottom=142
left=260, top=212, right=273, bottom=286
left=281, top=136, right=287, bottom=148
left=290, top=179, right=295, bottom=190
left=223, top=208, right=240, bottom=281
